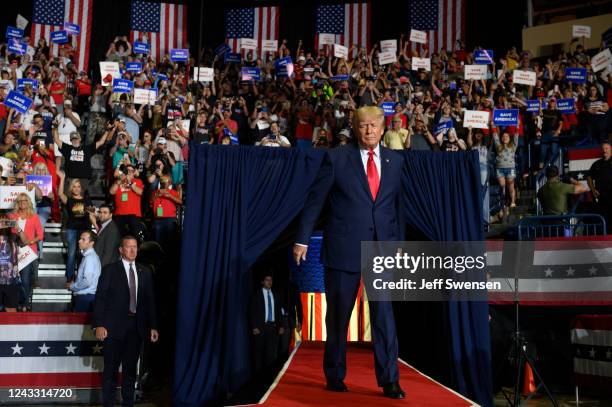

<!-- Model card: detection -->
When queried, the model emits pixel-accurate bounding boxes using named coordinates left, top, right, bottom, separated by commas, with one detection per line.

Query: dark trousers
left=152, top=218, right=177, bottom=249
left=324, top=267, right=399, bottom=387
left=102, top=317, right=142, bottom=407
left=253, top=323, right=279, bottom=373
left=114, top=215, right=142, bottom=240
left=73, top=294, right=95, bottom=312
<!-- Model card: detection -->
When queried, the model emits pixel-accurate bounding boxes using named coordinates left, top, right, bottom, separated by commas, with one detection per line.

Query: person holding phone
left=257, top=122, right=291, bottom=147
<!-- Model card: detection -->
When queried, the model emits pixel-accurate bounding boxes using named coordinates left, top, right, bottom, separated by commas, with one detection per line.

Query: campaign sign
left=464, top=64, right=487, bottom=80
left=50, top=30, right=68, bottom=44
left=100, top=61, right=121, bottom=85
left=411, top=57, right=431, bottom=71
left=380, top=39, right=397, bottom=53
left=318, top=33, right=335, bottom=46
left=526, top=100, right=547, bottom=112
left=126, top=62, right=143, bottom=73
left=556, top=98, right=575, bottom=113
left=572, top=25, right=591, bottom=38
left=17, top=79, right=39, bottom=93
left=474, top=49, right=494, bottom=64
left=410, top=29, right=427, bottom=44
left=170, top=48, right=189, bottom=62
left=215, top=43, right=231, bottom=56
left=565, top=67, right=586, bottom=84
left=0, top=157, right=14, bottom=177
left=112, top=79, right=134, bottom=94
left=463, top=110, right=490, bottom=129
left=156, top=73, right=168, bottom=82
left=194, top=67, right=214, bottom=82
left=224, top=53, right=241, bottom=63
left=378, top=51, right=397, bottom=66
left=591, top=48, right=612, bottom=73
left=434, top=121, right=453, bottom=136
left=512, top=70, right=536, bottom=86
left=64, top=22, right=80, bottom=35
left=493, top=109, right=519, bottom=126
left=3, top=90, right=33, bottom=114
left=6, top=26, right=24, bottom=39
left=8, top=39, right=26, bottom=55
left=331, top=75, right=350, bottom=81
left=25, top=175, right=52, bottom=196
left=241, top=67, right=261, bottom=81
left=133, top=88, right=157, bottom=105
left=0, top=186, right=35, bottom=210
left=133, top=42, right=150, bottom=54
left=239, top=38, right=257, bottom=50
left=334, top=44, right=348, bottom=59
left=381, top=102, right=395, bottom=116
left=262, top=40, right=278, bottom=53
left=275, top=56, right=294, bottom=78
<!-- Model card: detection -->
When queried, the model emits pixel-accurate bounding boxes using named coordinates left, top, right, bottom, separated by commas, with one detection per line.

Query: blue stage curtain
left=174, top=144, right=328, bottom=406
left=401, top=150, right=493, bottom=407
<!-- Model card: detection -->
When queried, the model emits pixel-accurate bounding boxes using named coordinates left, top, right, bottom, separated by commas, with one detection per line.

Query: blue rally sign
left=8, top=39, right=27, bottom=55
left=556, top=98, right=575, bottom=113
left=112, top=79, right=134, bottom=94
left=381, top=102, right=395, bottom=117
left=50, top=30, right=69, bottom=44
left=275, top=56, right=294, bottom=78
left=3, top=90, right=33, bottom=114
left=433, top=120, right=453, bottom=135
left=6, top=26, right=24, bottom=39
left=224, top=52, right=241, bottom=63
left=64, top=22, right=80, bottom=35
left=526, top=100, right=547, bottom=112
left=474, top=49, right=494, bottom=65
left=133, top=42, right=150, bottom=54
left=126, top=62, right=143, bottom=73
left=241, top=67, right=261, bottom=81
left=493, top=109, right=519, bottom=126
left=170, top=49, right=189, bottom=62
left=565, top=68, right=586, bottom=84
left=17, top=79, right=39, bottom=93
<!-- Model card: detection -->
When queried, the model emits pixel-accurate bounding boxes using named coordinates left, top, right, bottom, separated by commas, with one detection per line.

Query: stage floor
left=257, top=341, right=477, bottom=406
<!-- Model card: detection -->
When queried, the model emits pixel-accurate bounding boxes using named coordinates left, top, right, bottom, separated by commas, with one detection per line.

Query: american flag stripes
left=571, top=315, right=612, bottom=388
left=31, top=0, right=93, bottom=72
left=409, top=0, right=465, bottom=54
left=225, top=7, right=280, bottom=56
left=0, top=313, right=104, bottom=388
left=314, top=2, right=371, bottom=55
left=130, top=1, right=188, bottom=63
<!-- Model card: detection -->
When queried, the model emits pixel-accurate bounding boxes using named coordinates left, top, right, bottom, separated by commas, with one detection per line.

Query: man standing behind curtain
left=293, top=106, right=405, bottom=399
left=249, top=273, right=284, bottom=373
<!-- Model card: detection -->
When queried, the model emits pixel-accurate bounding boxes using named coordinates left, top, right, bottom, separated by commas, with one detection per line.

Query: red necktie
left=367, top=149, right=380, bottom=199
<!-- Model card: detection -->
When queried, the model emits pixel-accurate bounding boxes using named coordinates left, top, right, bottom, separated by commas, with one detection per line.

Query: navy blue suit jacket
left=296, top=144, right=405, bottom=272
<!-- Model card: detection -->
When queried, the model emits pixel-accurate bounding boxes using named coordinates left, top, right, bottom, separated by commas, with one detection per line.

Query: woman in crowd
left=57, top=171, right=92, bottom=282
left=10, top=193, right=44, bottom=311
left=493, top=130, right=519, bottom=208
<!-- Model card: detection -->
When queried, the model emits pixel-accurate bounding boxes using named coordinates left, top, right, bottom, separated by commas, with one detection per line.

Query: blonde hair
left=69, top=179, right=83, bottom=196
left=33, top=163, right=49, bottom=175
left=13, top=193, right=35, bottom=218
left=353, top=106, right=385, bottom=128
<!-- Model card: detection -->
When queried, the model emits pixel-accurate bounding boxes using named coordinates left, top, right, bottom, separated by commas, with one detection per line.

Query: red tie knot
left=368, top=149, right=375, bottom=158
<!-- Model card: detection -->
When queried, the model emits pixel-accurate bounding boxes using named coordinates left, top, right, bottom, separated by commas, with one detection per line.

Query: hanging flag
left=224, top=6, right=280, bottom=58
left=30, top=0, right=93, bottom=72
left=409, top=0, right=466, bottom=54
left=571, top=315, right=612, bottom=388
left=314, top=2, right=371, bottom=56
left=130, top=1, right=188, bottom=63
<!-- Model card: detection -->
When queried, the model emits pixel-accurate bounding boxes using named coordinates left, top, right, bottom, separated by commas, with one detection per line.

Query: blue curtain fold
left=174, top=144, right=327, bottom=406
left=174, top=146, right=492, bottom=406
left=400, top=150, right=493, bottom=407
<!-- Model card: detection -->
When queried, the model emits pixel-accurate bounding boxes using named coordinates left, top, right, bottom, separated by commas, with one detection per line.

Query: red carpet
left=259, top=342, right=477, bottom=406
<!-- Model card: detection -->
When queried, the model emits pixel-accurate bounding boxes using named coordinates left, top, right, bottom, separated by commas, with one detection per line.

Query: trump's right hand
left=293, top=244, right=308, bottom=266
left=95, top=327, right=108, bottom=341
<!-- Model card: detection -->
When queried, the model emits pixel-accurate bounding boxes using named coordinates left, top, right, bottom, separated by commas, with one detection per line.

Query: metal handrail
left=517, top=213, right=607, bottom=240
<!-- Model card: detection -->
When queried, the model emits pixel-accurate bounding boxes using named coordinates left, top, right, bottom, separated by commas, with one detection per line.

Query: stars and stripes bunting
left=314, top=2, right=371, bottom=56
left=130, top=1, right=188, bottom=63
left=571, top=315, right=612, bottom=388
left=30, top=0, right=93, bottom=72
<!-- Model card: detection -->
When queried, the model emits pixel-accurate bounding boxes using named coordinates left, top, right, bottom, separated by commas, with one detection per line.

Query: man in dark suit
left=92, top=204, right=121, bottom=267
left=249, top=273, right=283, bottom=373
left=93, top=236, right=158, bottom=407
left=293, top=106, right=405, bottom=399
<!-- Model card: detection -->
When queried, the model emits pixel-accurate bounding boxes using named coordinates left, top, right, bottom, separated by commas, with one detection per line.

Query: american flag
left=487, top=238, right=612, bottom=306
left=225, top=7, right=280, bottom=56
left=409, top=0, right=465, bottom=54
left=130, top=1, right=188, bottom=63
left=566, top=146, right=602, bottom=192
left=0, top=313, right=104, bottom=389
left=314, top=2, right=371, bottom=55
left=31, top=0, right=93, bottom=72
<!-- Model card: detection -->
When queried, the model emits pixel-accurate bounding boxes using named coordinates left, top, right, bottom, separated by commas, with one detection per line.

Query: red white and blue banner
left=0, top=313, right=103, bottom=388
left=571, top=315, right=612, bottom=388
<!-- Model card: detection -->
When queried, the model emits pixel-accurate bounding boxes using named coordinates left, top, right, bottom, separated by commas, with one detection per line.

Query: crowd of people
left=0, top=31, right=610, bottom=314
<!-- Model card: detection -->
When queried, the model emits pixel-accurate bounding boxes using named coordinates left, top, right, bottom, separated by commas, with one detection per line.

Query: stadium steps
left=32, top=223, right=71, bottom=312
left=487, top=189, right=537, bottom=238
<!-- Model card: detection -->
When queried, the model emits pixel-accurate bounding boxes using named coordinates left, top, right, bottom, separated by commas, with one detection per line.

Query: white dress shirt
left=262, top=287, right=275, bottom=322
left=122, top=258, right=139, bottom=307
left=359, top=143, right=381, bottom=176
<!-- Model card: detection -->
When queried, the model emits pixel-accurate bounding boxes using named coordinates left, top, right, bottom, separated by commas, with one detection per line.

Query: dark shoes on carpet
left=383, top=382, right=405, bottom=399
left=325, top=380, right=348, bottom=392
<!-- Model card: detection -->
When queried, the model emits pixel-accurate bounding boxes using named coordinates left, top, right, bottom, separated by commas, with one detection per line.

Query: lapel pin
left=385, top=158, right=390, bottom=163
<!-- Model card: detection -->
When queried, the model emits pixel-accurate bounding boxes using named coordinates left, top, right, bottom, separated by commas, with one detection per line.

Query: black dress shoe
left=383, top=382, right=405, bottom=399
left=326, top=381, right=348, bottom=392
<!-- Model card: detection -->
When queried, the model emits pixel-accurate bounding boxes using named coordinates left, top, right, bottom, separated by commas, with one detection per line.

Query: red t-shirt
left=150, top=189, right=179, bottom=219
left=114, top=179, right=143, bottom=217
left=75, top=79, right=91, bottom=96
left=49, top=80, right=65, bottom=105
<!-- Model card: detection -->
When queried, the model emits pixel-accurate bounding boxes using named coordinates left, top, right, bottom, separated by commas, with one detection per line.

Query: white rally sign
left=410, top=29, right=427, bottom=44
left=411, top=57, right=431, bottom=71
left=239, top=38, right=257, bottom=50
left=591, top=48, right=612, bottom=73
left=334, top=44, right=348, bottom=59
left=0, top=186, right=36, bottom=210
left=133, top=88, right=157, bottom=106
left=463, top=110, right=490, bottom=129
left=464, top=64, right=487, bottom=80
left=380, top=39, right=397, bottom=53
left=318, top=33, right=335, bottom=47
left=572, top=25, right=591, bottom=38
left=193, top=67, right=214, bottom=82
left=512, top=70, right=536, bottom=86
left=378, top=51, right=397, bottom=65
left=261, top=40, right=278, bottom=53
